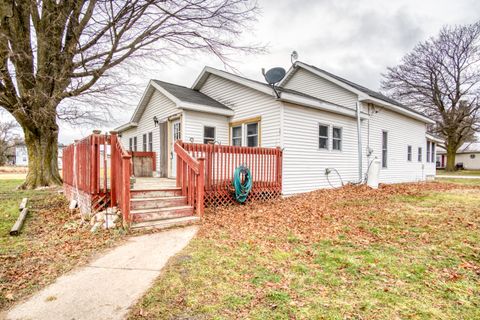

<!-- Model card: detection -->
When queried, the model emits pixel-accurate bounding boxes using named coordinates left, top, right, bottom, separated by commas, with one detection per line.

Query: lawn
left=436, top=169, right=480, bottom=176
left=129, top=181, right=480, bottom=319
left=0, top=179, right=127, bottom=311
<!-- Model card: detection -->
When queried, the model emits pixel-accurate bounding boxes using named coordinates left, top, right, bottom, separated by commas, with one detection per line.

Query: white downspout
left=356, top=102, right=363, bottom=182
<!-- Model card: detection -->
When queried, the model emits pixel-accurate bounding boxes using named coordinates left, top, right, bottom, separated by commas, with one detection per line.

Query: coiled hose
left=232, top=165, right=252, bottom=203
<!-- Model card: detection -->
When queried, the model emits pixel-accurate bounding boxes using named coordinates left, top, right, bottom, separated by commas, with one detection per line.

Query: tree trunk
left=20, top=120, right=62, bottom=189
left=445, top=147, right=457, bottom=172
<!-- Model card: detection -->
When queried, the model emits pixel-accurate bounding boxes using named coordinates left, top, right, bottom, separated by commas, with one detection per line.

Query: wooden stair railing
left=110, top=131, right=132, bottom=224
left=174, top=141, right=205, bottom=218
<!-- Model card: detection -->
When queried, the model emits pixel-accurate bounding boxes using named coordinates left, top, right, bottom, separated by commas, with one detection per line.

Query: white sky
left=2, top=0, right=480, bottom=144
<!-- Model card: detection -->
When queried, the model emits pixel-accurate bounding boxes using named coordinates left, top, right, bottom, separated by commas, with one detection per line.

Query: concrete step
left=130, top=196, right=187, bottom=210
left=130, top=205, right=194, bottom=223
left=130, top=188, right=182, bottom=198
left=130, top=216, right=200, bottom=230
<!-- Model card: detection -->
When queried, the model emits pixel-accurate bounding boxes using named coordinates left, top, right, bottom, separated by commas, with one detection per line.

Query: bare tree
left=381, top=22, right=480, bottom=171
left=0, top=120, right=19, bottom=165
left=0, top=0, right=260, bottom=188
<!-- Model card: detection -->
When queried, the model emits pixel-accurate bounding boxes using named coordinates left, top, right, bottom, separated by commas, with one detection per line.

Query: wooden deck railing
left=110, top=132, right=132, bottom=223
left=179, top=141, right=283, bottom=205
left=174, top=142, right=205, bottom=217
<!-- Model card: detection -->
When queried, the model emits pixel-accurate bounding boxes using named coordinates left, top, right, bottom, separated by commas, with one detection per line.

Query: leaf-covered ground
left=129, top=181, right=480, bottom=320
left=0, top=179, right=127, bottom=311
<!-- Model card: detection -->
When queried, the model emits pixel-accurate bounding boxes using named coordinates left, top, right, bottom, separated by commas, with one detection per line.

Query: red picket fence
left=179, top=141, right=283, bottom=206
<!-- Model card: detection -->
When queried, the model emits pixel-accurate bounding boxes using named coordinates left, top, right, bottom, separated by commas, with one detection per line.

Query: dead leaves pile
left=0, top=194, right=126, bottom=310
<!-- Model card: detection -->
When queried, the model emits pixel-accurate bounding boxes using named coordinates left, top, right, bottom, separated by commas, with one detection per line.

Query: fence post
left=197, top=158, right=205, bottom=218
left=121, top=154, right=132, bottom=225
left=110, top=131, right=118, bottom=207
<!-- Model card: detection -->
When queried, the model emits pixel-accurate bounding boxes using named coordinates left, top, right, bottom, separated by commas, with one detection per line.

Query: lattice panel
left=204, top=187, right=281, bottom=207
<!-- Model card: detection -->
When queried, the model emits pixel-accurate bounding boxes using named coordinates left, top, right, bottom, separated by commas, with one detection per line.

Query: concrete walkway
left=437, top=175, right=480, bottom=179
left=5, top=226, right=198, bottom=320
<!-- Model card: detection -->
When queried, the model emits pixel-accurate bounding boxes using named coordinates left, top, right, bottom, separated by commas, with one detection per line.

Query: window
left=332, top=127, right=342, bottom=151
left=431, top=142, right=435, bottom=163
left=246, top=123, right=259, bottom=147
left=232, top=126, right=242, bottom=146
left=319, top=124, right=329, bottom=149
left=133, top=137, right=137, bottom=151
left=203, top=126, right=215, bottom=144
left=129, top=138, right=133, bottom=151
left=148, top=132, right=153, bottom=151
left=382, top=131, right=388, bottom=168
left=142, top=134, right=147, bottom=151
left=407, top=145, right=412, bottom=161
left=426, top=141, right=431, bottom=163
left=418, top=147, right=422, bottom=162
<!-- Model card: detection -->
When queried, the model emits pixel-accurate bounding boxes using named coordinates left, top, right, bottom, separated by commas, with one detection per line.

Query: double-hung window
left=203, top=126, right=215, bottom=144
left=129, top=138, right=133, bottom=151
left=319, top=124, right=329, bottom=149
left=426, top=141, right=431, bottom=163
left=332, top=127, right=342, bottom=151
left=431, top=142, right=435, bottom=163
left=246, top=123, right=259, bottom=147
left=407, top=145, right=412, bottom=162
left=382, top=131, right=388, bottom=168
left=418, top=147, right=422, bottom=162
left=142, top=134, right=147, bottom=151
left=231, top=126, right=242, bottom=146
left=133, top=137, right=137, bottom=151
left=148, top=132, right=153, bottom=151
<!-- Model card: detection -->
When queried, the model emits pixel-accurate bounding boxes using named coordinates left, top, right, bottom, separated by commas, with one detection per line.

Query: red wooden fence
left=179, top=141, right=283, bottom=206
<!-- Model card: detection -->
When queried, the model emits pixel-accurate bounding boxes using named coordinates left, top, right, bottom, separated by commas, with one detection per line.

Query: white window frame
left=318, top=123, right=329, bottom=150
left=426, top=141, right=431, bottom=163
left=133, top=136, right=137, bottom=151
left=231, top=125, right=242, bottom=146
left=203, top=126, right=216, bottom=144
left=332, top=126, right=342, bottom=151
left=407, top=145, right=412, bottom=162
left=418, top=147, right=422, bottom=162
left=129, top=137, right=133, bottom=151
left=431, top=142, right=435, bottom=163
left=382, top=130, right=388, bottom=168
left=148, top=132, right=153, bottom=152
left=142, top=133, right=147, bottom=152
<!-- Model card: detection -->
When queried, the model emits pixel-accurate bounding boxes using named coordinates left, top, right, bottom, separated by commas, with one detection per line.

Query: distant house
left=437, top=142, right=480, bottom=170
left=116, top=61, right=439, bottom=195
left=14, top=143, right=66, bottom=168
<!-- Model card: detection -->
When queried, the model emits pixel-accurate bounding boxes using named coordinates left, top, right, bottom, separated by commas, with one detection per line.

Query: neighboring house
left=15, top=143, right=66, bottom=168
left=116, top=61, right=439, bottom=195
left=437, top=142, right=480, bottom=170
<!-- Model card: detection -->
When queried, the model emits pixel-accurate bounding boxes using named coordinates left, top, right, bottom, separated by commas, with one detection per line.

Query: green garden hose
left=232, top=165, right=252, bottom=203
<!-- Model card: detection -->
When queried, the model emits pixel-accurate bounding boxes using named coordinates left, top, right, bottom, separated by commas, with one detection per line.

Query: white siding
left=283, top=68, right=358, bottom=109
left=282, top=103, right=362, bottom=195
left=365, top=105, right=430, bottom=184
left=120, top=90, right=180, bottom=174
left=455, top=153, right=480, bottom=170
left=199, top=74, right=281, bottom=147
left=183, top=110, right=229, bottom=145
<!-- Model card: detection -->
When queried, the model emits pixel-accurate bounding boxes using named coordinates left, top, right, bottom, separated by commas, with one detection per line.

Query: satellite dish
left=263, top=67, right=286, bottom=85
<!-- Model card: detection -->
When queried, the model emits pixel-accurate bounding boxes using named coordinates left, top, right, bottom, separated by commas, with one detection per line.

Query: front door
left=171, top=120, right=181, bottom=178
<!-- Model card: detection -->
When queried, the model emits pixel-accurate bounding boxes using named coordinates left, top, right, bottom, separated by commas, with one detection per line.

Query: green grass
left=435, top=177, right=480, bottom=186
left=436, top=169, right=480, bottom=176
left=129, top=182, right=480, bottom=319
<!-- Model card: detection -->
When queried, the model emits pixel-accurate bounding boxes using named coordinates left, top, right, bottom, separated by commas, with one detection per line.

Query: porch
left=62, top=131, right=283, bottom=229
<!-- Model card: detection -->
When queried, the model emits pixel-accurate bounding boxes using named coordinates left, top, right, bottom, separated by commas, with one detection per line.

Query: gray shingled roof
left=153, top=80, right=231, bottom=111
left=303, top=63, right=429, bottom=118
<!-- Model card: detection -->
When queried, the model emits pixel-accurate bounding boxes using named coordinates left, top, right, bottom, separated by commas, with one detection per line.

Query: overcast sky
left=2, top=0, right=480, bottom=144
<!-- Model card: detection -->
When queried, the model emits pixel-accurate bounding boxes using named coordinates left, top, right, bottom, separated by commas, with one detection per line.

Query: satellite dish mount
left=262, top=67, right=286, bottom=98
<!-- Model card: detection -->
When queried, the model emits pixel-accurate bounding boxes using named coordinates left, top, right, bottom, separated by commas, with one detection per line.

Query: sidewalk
left=5, top=226, right=198, bottom=320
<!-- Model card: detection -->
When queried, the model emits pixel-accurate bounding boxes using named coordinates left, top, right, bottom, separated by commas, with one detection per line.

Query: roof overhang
left=115, top=122, right=138, bottom=132
left=179, top=102, right=234, bottom=116
left=278, top=92, right=369, bottom=119
left=360, top=96, right=434, bottom=124
left=426, top=133, right=444, bottom=143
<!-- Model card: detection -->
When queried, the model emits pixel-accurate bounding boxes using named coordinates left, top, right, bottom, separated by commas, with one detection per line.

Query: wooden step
left=130, top=206, right=194, bottom=223
left=130, top=188, right=182, bottom=198
left=130, top=196, right=187, bottom=210
left=130, top=216, right=200, bottom=230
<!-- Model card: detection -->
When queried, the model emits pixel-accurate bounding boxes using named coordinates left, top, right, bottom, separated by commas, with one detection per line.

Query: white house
left=437, top=142, right=480, bottom=170
left=116, top=61, right=439, bottom=195
left=15, top=143, right=66, bottom=168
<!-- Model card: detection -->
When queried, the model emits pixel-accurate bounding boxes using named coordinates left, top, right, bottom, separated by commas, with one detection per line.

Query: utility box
left=367, top=159, right=381, bottom=189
